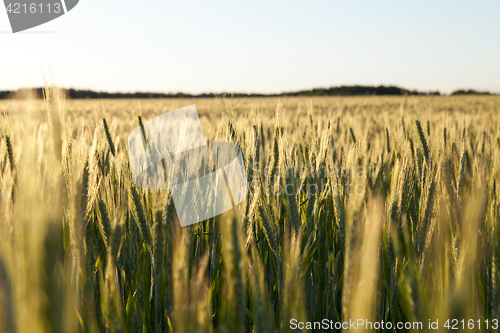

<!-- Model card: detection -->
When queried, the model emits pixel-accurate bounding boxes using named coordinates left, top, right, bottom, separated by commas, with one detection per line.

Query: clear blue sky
left=1, top=0, right=499, bottom=94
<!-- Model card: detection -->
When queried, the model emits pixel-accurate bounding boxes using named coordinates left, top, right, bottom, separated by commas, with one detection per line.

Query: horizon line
left=1, top=84, right=497, bottom=99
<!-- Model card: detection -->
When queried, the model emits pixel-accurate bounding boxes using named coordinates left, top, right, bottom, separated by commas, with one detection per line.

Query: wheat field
left=1, top=90, right=500, bottom=332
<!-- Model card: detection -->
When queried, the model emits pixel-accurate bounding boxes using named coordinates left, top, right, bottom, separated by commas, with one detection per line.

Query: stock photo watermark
left=128, top=105, right=248, bottom=227
left=3, top=0, right=79, bottom=33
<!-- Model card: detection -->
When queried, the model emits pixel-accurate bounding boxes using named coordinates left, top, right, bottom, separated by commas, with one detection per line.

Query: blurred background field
left=1, top=93, right=500, bottom=332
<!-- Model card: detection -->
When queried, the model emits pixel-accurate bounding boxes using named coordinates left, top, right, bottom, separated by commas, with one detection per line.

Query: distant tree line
left=65, top=89, right=241, bottom=99
left=1, top=85, right=495, bottom=100
left=450, top=89, right=491, bottom=95
left=281, top=85, right=440, bottom=96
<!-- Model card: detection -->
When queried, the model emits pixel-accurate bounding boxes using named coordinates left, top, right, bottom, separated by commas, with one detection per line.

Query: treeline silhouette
left=1, top=85, right=494, bottom=100
left=451, top=89, right=491, bottom=95
left=284, top=85, right=440, bottom=96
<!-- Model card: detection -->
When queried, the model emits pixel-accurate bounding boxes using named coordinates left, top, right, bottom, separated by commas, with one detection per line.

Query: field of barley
left=1, top=90, right=500, bottom=332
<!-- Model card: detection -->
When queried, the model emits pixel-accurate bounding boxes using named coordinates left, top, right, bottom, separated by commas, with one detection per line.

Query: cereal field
left=1, top=92, right=500, bottom=332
